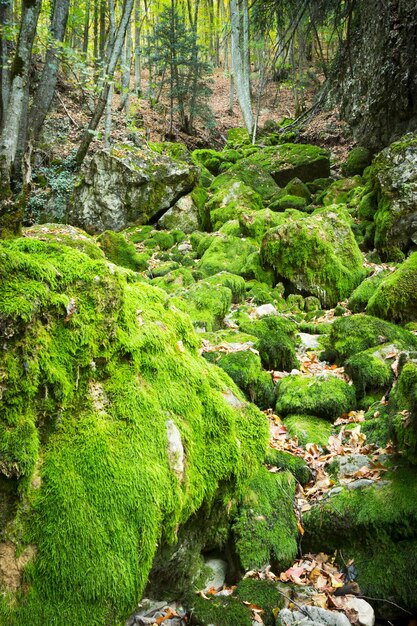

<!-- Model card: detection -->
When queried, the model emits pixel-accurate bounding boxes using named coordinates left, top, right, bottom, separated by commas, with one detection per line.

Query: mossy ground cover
left=0, top=237, right=269, bottom=626
left=276, top=375, right=356, bottom=420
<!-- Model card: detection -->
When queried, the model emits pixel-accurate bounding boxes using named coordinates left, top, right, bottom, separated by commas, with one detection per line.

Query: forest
left=1, top=0, right=417, bottom=625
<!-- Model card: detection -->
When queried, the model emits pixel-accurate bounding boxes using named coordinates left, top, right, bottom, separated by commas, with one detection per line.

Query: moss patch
left=367, top=252, right=417, bottom=322
left=276, top=375, right=356, bottom=420
left=283, top=415, right=333, bottom=447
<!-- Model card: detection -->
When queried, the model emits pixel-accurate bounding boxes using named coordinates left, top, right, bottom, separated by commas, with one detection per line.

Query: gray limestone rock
left=69, top=145, right=199, bottom=234
left=158, top=194, right=199, bottom=233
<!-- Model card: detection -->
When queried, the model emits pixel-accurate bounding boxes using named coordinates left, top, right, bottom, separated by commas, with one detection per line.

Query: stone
left=158, top=194, right=199, bottom=233
left=69, top=143, right=199, bottom=233
left=335, top=454, right=371, bottom=477
left=253, top=303, right=278, bottom=318
left=202, top=558, right=227, bottom=592
left=344, top=598, right=375, bottom=626
left=165, top=420, right=185, bottom=481
left=371, top=133, right=417, bottom=257
left=277, top=606, right=351, bottom=626
left=261, top=206, right=366, bottom=308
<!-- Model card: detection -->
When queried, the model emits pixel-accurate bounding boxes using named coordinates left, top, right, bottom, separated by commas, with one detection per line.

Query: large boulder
left=372, top=133, right=417, bottom=257
left=261, top=206, right=366, bottom=307
left=367, top=251, right=417, bottom=322
left=243, top=143, right=330, bottom=186
left=69, top=143, right=199, bottom=233
left=0, top=236, right=268, bottom=626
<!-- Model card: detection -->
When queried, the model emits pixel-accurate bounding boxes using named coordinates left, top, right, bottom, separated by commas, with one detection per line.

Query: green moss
left=269, top=194, right=308, bottom=211
left=246, top=280, right=282, bottom=306
left=150, top=268, right=195, bottom=293
left=226, top=127, right=251, bottom=150
left=204, top=350, right=275, bottom=410
left=260, top=206, right=366, bottom=308
left=285, top=177, right=311, bottom=201
left=169, top=281, right=232, bottom=332
left=203, top=272, right=246, bottom=303
left=96, top=231, right=147, bottom=271
left=348, top=270, right=391, bottom=312
left=210, top=163, right=280, bottom=202
left=367, top=252, right=417, bottom=322
left=237, top=316, right=299, bottom=371
left=234, top=578, right=286, bottom=626
left=23, top=224, right=104, bottom=260
left=184, top=593, right=252, bottom=626
left=283, top=415, right=332, bottom=447
left=125, top=225, right=154, bottom=244
left=242, top=143, right=330, bottom=186
left=303, top=466, right=417, bottom=614
left=319, top=177, right=363, bottom=207
left=390, top=362, right=417, bottom=462
left=264, top=448, right=312, bottom=485
left=147, top=141, right=190, bottom=161
left=197, top=235, right=261, bottom=280
left=276, top=375, right=356, bottom=420
left=0, top=236, right=269, bottom=626
left=192, top=149, right=226, bottom=176
left=342, top=147, right=372, bottom=176
left=207, top=180, right=263, bottom=231
left=218, top=220, right=242, bottom=236
left=344, top=344, right=395, bottom=399
left=323, top=314, right=417, bottom=363
left=233, top=467, right=298, bottom=571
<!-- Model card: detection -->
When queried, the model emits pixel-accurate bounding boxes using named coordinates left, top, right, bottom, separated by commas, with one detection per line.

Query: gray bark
left=104, top=0, right=116, bottom=147
left=134, top=0, right=141, bottom=94
left=75, top=0, right=135, bottom=166
left=0, top=0, right=12, bottom=128
left=29, top=0, right=70, bottom=139
left=0, top=0, right=42, bottom=186
left=229, top=0, right=252, bottom=132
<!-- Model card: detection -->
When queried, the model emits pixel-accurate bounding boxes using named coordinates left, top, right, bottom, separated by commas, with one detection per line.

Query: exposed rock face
left=325, top=0, right=417, bottom=150
left=371, top=133, right=417, bottom=257
left=69, top=144, right=199, bottom=233
left=158, top=193, right=199, bottom=233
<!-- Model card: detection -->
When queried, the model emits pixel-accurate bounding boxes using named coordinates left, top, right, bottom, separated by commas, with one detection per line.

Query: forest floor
left=46, top=66, right=352, bottom=167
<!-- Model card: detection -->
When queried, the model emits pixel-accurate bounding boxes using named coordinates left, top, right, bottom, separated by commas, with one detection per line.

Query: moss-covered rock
left=237, top=315, right=299, bottom=371
left=283, top=415, right=333, bottom=447
left=207, top=180, right=263, bottom=231
left=348, top=270, right=391, bottom=312
left=233, top=467, right=298, bottom=571
left=371, top=133, right=417, bottom=258
left=191, top=148, right=226, bottom=176
left=319, top=176, right=363, bottom=207
left=204, top=350, right=276, bottom=410
left=0, top=236, right=268, bottom=625
left=366, top=252, right=417, bottom=322
left=210, top=163, right=280, bottom=201
left=197, top=235, right=266, bottom=282
left=323, top=313, right=417, bottom=363
left=23, top=224, right=105, bottom=260
left=342, top=147, right=372, bottom=176
left=261, top=206, right=366, bottom=308
left=285, top=177, right=311, bottom=201
left=150, top=268, right=195, bottom=293
left=269, top=194, right=308, bottom=211
left=158, top=192, right=200, bottom=233
left=264, top=448, right=312, bottom=485
left=276, top=375, right=356, bottom=420
left=97, top=230, right=149, bottom=271
left=203, top=272, right=246, bottom=303
left=185, top=593, right=252, bottom=625
left=344, top=344, right=396, bottom=399
left=226, top=127, right=251, bottom=150
left=234, top=578, right=286, bottom=626
left=170, top=281, right=233, bottom=332
left=69, top=144, right=199, bottom=233
left=303, top=466, right=417, bottom=616
left=238, top=208, right=301, bottom=244
left=242, top=143, right=330, bottom=186
left=390, top=362, right=417, bottom=463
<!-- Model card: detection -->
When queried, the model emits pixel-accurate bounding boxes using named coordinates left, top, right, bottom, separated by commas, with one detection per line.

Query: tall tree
left=229, top=0, right=252, bottom=133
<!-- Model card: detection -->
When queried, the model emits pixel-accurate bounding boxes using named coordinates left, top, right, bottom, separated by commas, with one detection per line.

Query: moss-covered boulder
left=348, top=269, right=391, bottom=313
left=238, top=208, right=298, bottom=244
left=206, top=180, right=263, bottom=231
left=69, top=143, right=199, bottom=234
left=191, top=148, right=226, bottom=175
left=197, top=234, right=267, bottom=283
left=261, top=207, right=366, bottom=308
left=233, top=467, right=298, bottom=571
left=342, top=147, right=372, bottom=176
left=210, top=162, right=280, bottom=201
left=371, top=133, right=417, bottom=258
left=234, top=578, right=286, bottom=626
left=169, top=280, right=233, bottom=332
left=303, top=466, right=417, bottom=616
left=285, top=177, right=312, bottom=201
left=237, top=315, right=299, bottom=371
left=276, top=375, right=356, bottom=420
left=264, top=448, right=312, bottom=485
left=184, top=593, right=253, bottom=625
left=226, top=127, right=251, bottom=150
left=283, top=415, right=333, bottom=447
left=319, top=176, right=363, bottom=207
left=344, top=344, right=397, bottom=400
left=0, top=236, right=268, bottom=626
left=324, top=313, right=417, bottom=363
left=242, top=143, right=330, bottom=186
left=367, top=252, right=417, bottom=322
left=158, top=192, right=200, bottom=233
left=23, top=223, right=105, bottom=260
left=204, top=350, right=276, bottom=410
left=96, top=230, right=149, bottom=271
left=269, top=194, right=308, bottom=211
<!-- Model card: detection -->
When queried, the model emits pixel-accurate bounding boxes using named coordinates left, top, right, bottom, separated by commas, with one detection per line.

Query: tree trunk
left=75, top=0, right=135, bottom=166
left=0, top=0, right=42, bottom=189
left=0, top=0, right=12, bottom=128
left=119, top=18, right=132, bottom=113
left=229, top=0, right=252, bottom=132
left=134, top=0, right=141, bottom=95
left=28, top=0, right=71, bottom=140
left=104, top=0, right=115, bottom=147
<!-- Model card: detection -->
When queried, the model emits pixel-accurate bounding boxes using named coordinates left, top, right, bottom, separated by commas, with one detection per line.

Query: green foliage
left=26, top=156, right=76, bottom=224
left=233, top=467, right=298, bottom=571
left=276, top=375, right=356, bottom=420
left=0, top=237, right=268, bottom=626
left=344, top=345, right=394, bottom=399
left=169, top=281, right=232, bottom=331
